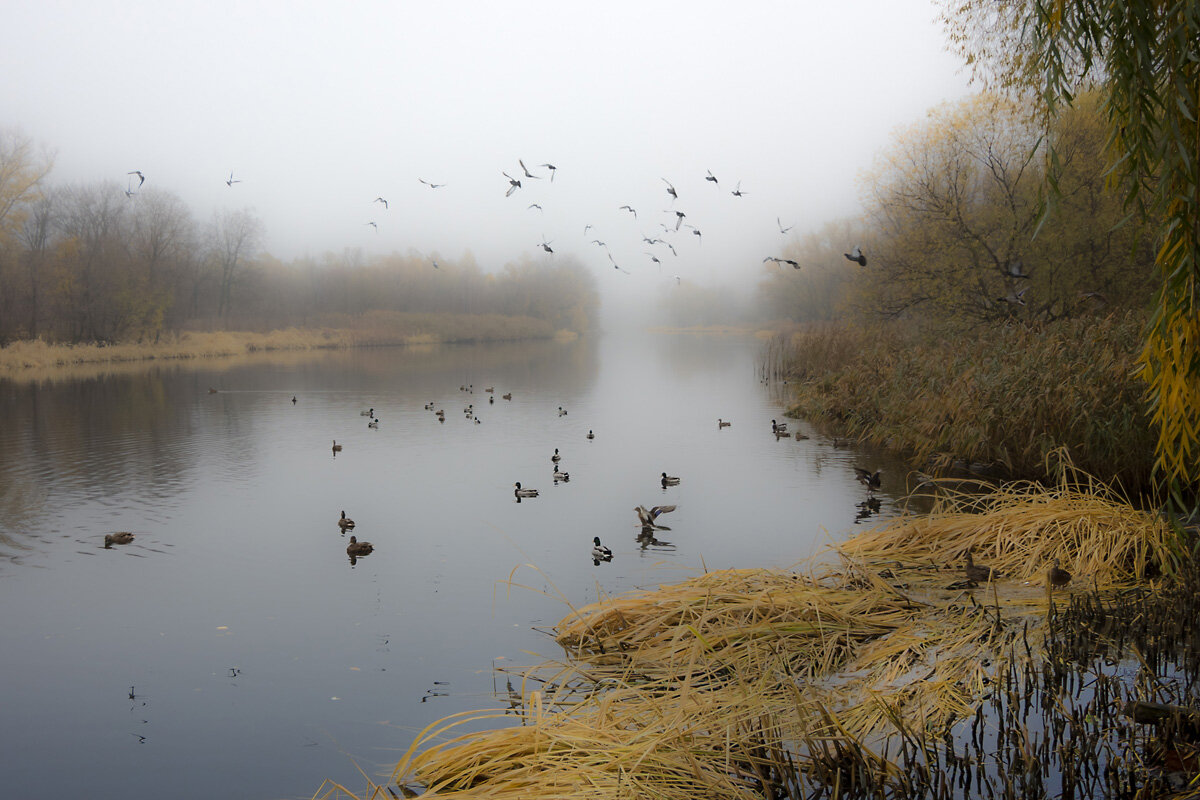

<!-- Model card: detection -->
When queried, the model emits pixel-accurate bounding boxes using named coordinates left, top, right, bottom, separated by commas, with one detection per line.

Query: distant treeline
left=0, top=130, right=599, bottom=345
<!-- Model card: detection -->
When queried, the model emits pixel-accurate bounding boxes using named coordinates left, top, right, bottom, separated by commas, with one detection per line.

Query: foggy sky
left=2, top=0, right=971, bottom=309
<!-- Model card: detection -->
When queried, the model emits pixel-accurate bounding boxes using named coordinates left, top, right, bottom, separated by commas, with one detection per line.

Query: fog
left=2, top=0, right=971, bottom=322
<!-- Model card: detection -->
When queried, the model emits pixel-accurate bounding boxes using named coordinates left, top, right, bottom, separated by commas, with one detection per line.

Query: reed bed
left=329, top=477, right=1195, bottom=800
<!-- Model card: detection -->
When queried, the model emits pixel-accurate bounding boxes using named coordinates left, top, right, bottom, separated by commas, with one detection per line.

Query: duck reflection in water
left=854, top=496, right=882, bottom=524
left=636, top=529, right=675, bottom=552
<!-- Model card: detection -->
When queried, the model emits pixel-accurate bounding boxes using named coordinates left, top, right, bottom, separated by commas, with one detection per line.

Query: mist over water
left=0, top=332, right=910, bottom=799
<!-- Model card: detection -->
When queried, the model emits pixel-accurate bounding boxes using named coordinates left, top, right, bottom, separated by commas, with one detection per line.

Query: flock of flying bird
left=118, top=163, right=870, bottom=283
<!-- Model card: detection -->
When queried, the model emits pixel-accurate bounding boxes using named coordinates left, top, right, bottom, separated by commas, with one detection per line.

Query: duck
left=367, top=418, right=379, bottom=428
left=424, top=402, right=435, bottom=410
left=104, top=532, right=135, bottom=548
left=1048, top=559, right=1072, bottom=588
left=718, top=419, right=731, bottom=428
left=338, top=510, right=355, bottom=531
left=591, top=537, right=613, bottom=559
left=489, top=395, right=494, bottom=404
left=551, top=448, right=562, bottom=463
left=771, top=419, right=788, bottom=433
left=553, top=468, right=570, bottom=482
left=514, top=482, right=539, bottom=498
left=332, top=440, right=343, bottom=452
left=636, top=504, right=677, bottom=529
left=346, top=536, right=374, bottom=557
left=360, top=408, right=374, bottom=417
left=854, top=467, right=882, bottom=491
left=964, top=547, right=1001, bottom=583
left=502, top=393, right=512, bottom=400
left=558, top=406, right=568, bottom=416
left=291, top=396, right=297, bottom=404
left=661, top=472, right=681, bottom=487
left=485, top=387, right=494, bottom=393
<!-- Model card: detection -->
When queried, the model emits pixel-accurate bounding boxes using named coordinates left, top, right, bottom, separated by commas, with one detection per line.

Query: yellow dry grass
left=322, top=477, right=1178, bottom=800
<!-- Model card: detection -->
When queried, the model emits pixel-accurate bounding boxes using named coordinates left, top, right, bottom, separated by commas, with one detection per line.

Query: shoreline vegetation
left=0, top=311, right=577, bottom=378
left=317, top=476, right=1199, bottom=799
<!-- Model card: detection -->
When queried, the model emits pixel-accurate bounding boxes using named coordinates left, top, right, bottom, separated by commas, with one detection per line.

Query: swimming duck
left=338, top=510, right=355, bottom=530
left=104, top=532, right=135, bottom=548
left=551, top=448, right=562, bottom=463
left=636, top=504, right=677, bottom=529
left=424, top=402, right=435, bottom=410
left=346, top=536, right=374, bottom=556
left=292, top=396, right=296, bottom=404
left=586, top=430, right=595, bottom=439
left=661, top=472, right=681, bottom=487
left=367, top=418, right=379, bottom=428
left=514, top=482, right=539, bottom=498
left=557, top=406, right=568, bottom=416
left=964, top=547, right=1001, bottom=583
left=360, top=408, right=374, bottom=417
left=718, top=419, right=731, bottom=428
left=591, top=537, right=612, bottom=559
left=854, top=467, right=882, bottom=491
left=502, top=393, right=512, bottom=400
left=553, top=469, right=570, bottom=483
left=485, top=387, right=494, bottom=393
left=771, top=419, right=788, bottom=433
left=332, top=440, right=343, bottom=452
left=1048, top=559, right=1072, bottom=588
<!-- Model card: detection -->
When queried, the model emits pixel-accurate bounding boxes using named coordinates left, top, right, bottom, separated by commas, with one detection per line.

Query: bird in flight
left=608, top=253, right=630, bottom=274
left=503, top=172, right=522, bottom=196
left=763, top=256, right=782, bottom=266
left=583, top=224, right=592, bottom=234
left=519, top=159, right=541, bottom=179
left=1007, top=259, right=1031, bottom=279
left=128, top=170, right=145, bottom=187
left=124, top=177, right=137, bottom=198
left=782, top=258, right=800, bottom=269
left=844, top=246, right=867, bottom=266
left=419, top=178, right=445, bottom=188
left=619, top=205, right=637, bottom=218
left=431, top=258, right=440, bottom=269
left=663, top=241, right=677, bottom=256
left=777, top=217, right=794, bottom=234
left=687, top=226, right=701, bottom=242
left=226, top=171, right=242, bottom=187
left=662, top=178, right=678, bottom=202
left=731, top=181, right=745, bottom=197
left=1000, top=286, right=1028, bottom=306
left=591, top=239, right=608, bottom=248
left=528, top=203, right=543, bottom=212
left=366, top=222, right=378, bottom=231
left=373, top=196, right=388, bottom=209
left=673, top=211, right=686, bottom=230
left=705, top=170, right=719, bottom=187
left=645, top=252, right=661, bottom=266
left=540, top=163, right=557, bottom=181
left=539, top=238, right=554, bottom=254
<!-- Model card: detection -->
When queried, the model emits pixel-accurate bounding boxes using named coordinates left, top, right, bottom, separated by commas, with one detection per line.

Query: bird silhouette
left=528, top=203, right=543, bottom=212
left=128, top=170, right=145, bottom=187
left=366, top=221, right=378, bottom=231
left=731, top=181, right=745, bottom=197
left=1007, top=259, right=1031, bottom=279
left=519, top=159, right=541, bottom=179
left=705, top=170, right=719, bottom=187
left=782, top=259, right=800, bottom=269
left=619, top=205, right=637, bottom=218
left=540, top=163, right=557, bottom=181
left=673, top=211, right=686, bottom=230
left=591, top=239, right=608, bottom=248
left=645, top=253, right=661, bottom=265
left=373, top=197, right=388, bottom=209
left=662, top=178, right=678, bottom=202
left=226, top=171, right=242, bottom=187
left=844, top=246, right=867, bottom=266
left=503, top=172, right=522, bottom=196
left=777, top=217, right=794, bottom=234
left=854, top=467, right=881, bottom=492
left=1000, top=287, right=1028, bottom=306
left=419, top=178, right=445, bottom=188
left=539, top=238, right=554, bottom=253
left=636, top=504, right=677, bottom=530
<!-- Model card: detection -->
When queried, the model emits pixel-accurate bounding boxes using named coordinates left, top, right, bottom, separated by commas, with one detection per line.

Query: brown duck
left=346, top=536, right=374, bottom=557
left=1047, top=559, right=1072, bottom=588
left=964, top=547, right=1001, bottom=583
left=104, top=532, right=135, bottom=548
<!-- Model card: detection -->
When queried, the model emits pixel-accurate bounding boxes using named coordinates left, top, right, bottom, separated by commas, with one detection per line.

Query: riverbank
left=0, top=311, right=576, bottom=376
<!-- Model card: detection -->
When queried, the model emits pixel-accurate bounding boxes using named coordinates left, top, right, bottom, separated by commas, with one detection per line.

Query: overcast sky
left=2, top=0, right=972, bottom=300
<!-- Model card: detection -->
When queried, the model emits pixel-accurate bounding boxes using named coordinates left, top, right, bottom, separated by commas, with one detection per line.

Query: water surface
left=0, top=333, right=908, bottom=799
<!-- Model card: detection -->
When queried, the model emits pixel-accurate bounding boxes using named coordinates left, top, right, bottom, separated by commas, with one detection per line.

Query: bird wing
left=649, top=505, right=677, bottom=519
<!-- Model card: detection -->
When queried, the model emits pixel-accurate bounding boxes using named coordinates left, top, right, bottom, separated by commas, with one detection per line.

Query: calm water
left=0, top=333, right=908, bottom=799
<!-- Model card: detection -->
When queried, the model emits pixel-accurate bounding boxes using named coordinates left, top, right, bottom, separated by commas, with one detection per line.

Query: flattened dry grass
left=322, top=477, right=1180, bottom=799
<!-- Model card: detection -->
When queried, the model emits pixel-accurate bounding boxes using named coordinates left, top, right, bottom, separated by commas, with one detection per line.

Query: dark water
left=0, top=333, right=909, bottom=799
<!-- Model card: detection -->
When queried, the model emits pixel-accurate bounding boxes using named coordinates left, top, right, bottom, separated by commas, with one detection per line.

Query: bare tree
left=206, top=208, right=263, bottom=322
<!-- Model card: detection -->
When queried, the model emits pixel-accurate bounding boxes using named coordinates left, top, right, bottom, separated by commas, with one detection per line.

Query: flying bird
left=1007, top=259, right=1031, bottom=279
left=854, top=467, right=882, bottom=492
left=619, top=205, right=637, bottom=218
left=645, top=253, right=661, bottom=264
left=539, top=239, right=554, bottom=254
left=518, top=159, right=541, bottom=179
left=689, top=227, right=701, bottom=242
left=763, top=256, right=783, bottom=266
left=366, top=221, right=378, bottom=231
left=528, top=203, right=543, bottom=212
left=782, top=259, right=800, bottom=269
left=540, top=163, right=557, bottom=181
left=731, top=181, right=745, bottom=197
left=128, top=170, right=145, bottom=187
left=609, top=253, right=630, bottom=274
left=705, top=170, right=719, bottom=187
left=431, top=259, right=440, bottom=269
left=583, top=224, right=592, bottom=234
left=226, top=172, right=242, bottom=187
left=419, top=178, right=445, bottom=188
left=777, top=217, right=794, bottom=234
left=503, top=173, right=522, bottom=196
left=673, top=211, right=686, bottom=230
left=662, top=178, right=678, bottom=202
left=844, top=246, right=867, bottom=266
left=591, top=239, right=608, bottom=248
left=373, top=196, right=388, bottom=209
left=635, top=504, right=677, bottom=530
left=1000, top=287, right=1028, bottom=306
left=664, top=242, right=677, bottom=256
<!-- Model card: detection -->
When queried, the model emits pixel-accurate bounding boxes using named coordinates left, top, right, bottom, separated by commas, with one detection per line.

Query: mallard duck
left=854, top=467, right=882, bottom=491
left=591, top=537, right=613, bottom=559
left=360, top=408, right=374, bottom=417
left=104, top=532, right=135, bottom=548
left=553, top=468, right=570, bottom=482
left=485, top=387, right=494, bottom=393
left=964, top=547, right=1001, bottom=583
left=514, top=482, right=539, bottom=498
left=718, top=419, right=731, bottom=428
left=551, top=448, right=561, bottom=463
left=558, top=406, right=568, bottom=416
left=489, top=395, right=494, bottom=404
left=661, top=472, right=681, bottom=487
left=332, top=440, right=343, bottom=452
left=502, top=393, right=512, bottom=400
left=338, top=510, right=355, bottom=530
left=424, top=402, right=435, bottom=410
left=636, top=504, right=677, bottom=529
left=1048, top=559, right=1072, bottom=588
left=771, top=419, right=788, bottom=433
left=346, top=536, right=374, bottom=556
left=367, top=418, right=379, bottom=428
left=291, top=396, right=296, bottom=404
left=586, top=430, right=595, bottom=439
